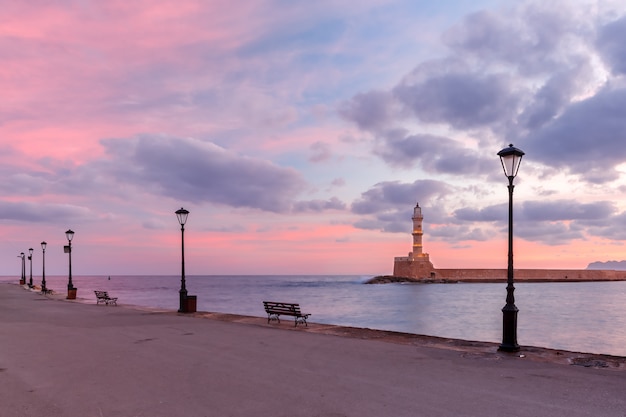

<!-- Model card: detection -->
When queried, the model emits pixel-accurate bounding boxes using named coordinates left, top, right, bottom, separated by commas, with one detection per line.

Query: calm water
left=3, top=275, right=625, bottom=357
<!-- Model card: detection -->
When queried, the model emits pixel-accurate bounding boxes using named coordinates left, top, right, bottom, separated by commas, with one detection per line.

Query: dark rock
left=364, top=275, right=417, bottom=284
left=365, top=276, right=460, bottom=284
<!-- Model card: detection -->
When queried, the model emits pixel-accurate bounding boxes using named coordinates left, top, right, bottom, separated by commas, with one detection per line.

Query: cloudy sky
left=4, top=0, right=626, bottom=276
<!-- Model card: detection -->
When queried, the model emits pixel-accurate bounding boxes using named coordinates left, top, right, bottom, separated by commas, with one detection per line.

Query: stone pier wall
left=432, top=268, right=626, bottom=282
left=392, top=258, right=626, bottom=282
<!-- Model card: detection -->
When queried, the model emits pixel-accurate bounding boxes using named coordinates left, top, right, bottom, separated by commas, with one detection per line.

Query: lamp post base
left=498, top=344, right=520, bottom=352
left=178, top=289, right=188, bottom=313
left=499, top=304, right=520, bottom=352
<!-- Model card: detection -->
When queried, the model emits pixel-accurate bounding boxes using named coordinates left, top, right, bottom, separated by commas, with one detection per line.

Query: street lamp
left=41, top=241, right=47, bottom=293
left=497, top=143, right=525, bottom=352
left=176, top=207, right=189, bottom=313
left=28, top=248, right=33, bottom=287
left=65, top=229, right=76, bottom=299
left=18, top=252, right=25, bottom=285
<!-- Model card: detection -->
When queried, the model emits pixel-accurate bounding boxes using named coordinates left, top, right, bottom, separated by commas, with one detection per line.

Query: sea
left=3, top=274, right=625, bottom=357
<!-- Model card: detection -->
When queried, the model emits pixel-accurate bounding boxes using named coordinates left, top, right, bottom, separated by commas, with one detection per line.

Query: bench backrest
left=263, top=301, right=301, bottom=315
left=95, top=291, right=109, bottom=298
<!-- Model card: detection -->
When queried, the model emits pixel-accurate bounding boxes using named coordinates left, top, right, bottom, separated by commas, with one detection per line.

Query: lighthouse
left=393, top=202, right=434, bottom=278
left=412, top=203, right=424, bottom=258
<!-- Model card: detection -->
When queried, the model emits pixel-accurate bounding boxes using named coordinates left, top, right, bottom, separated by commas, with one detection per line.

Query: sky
left=4, top=0, right=626, bottom=276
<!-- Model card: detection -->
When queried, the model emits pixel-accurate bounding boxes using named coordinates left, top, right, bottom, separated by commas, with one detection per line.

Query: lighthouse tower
left=393, top=202, right=434, bottom=278
left=411, top=203, right=425, bottom=258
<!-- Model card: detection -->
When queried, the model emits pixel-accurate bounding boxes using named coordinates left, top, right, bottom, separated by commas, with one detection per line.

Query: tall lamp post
left=18, top=252, right=25, bottom=285
left=41, top=241, right=47, bottom=293
left=28, top=248, right=33, bottom=287
left=176, top=208, right=190, bottom=313
left=65, top=229, right=76, bottom=299
left=497, top=144, right=525, bottom=352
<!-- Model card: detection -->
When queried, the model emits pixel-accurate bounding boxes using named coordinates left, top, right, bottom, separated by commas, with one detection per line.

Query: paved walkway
left=1, top=284, right=625, bottom=417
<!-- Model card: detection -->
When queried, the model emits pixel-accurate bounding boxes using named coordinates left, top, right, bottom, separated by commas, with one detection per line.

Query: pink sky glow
left=4, top=0, right=626, bottom=277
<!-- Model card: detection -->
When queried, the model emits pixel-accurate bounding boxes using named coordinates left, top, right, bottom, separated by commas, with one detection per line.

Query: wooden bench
left=263, top=301, right=310, bottom=327
left=94, top=290, right=118, bottom=306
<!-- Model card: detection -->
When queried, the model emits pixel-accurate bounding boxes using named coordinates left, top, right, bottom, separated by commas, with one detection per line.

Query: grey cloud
left=0, top=201, right=90, bottom=223
left=351, top=179, right=451, bottom=233
left=354, top=182, right=625, bottom=245
left=340, top=2, right=626, bottom=248
left=375, top=131, right=494, bottom=175
left=0, top=172, right=49, bottom=196
left=101, top=135, right=306, bottom=212
left=204, top=224, right=247, bottom=233
left=353, top=218, right=408, bottom=234
left=518, top=62, right=593, bottom=131
left=453, top=198, right=618, bottom=245
left=338, top=90, right=396, bottom=132
left=308, top=141, right=332, bottom=163
left=523, top=86, right=626, bottom=183
left=292, top=197, right=346, bottom=213
left=351, top=179, right=450, bottom=215
left=442, top=6, right=578, bottom=76
left=454, top=204, right=506, bottom=222
left=597, top=15, right=626, bottom=76
left=142, top=219, right=167, bottom=230
left=515, top=221, right=584, bottom=245
left=516, top=199, right=616, bottom=244
left=520, top=200, right=616, bottom=222
left=456, top=199, right=615, bottom=223
left=352, top=218, right=383, bottom=231
left=393, top=69, right=519, bottom=130
left=585, top=211, right=626, bottom=241
left=379, top=221, right=408, bottom=234
left=427, top=224, right=491, bottom=242
left=340, top=2, right=607, bottom=184
left=330, top=178, right=345, bottom=187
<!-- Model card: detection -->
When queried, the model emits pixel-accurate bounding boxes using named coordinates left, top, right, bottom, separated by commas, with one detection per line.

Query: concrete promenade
left=1, top=284, right=625, bottom=417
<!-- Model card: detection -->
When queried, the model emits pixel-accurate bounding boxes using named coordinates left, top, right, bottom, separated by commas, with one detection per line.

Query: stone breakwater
left=367, top=269, right=626, bottom=284
left=366, top=275, right=457, bottom=284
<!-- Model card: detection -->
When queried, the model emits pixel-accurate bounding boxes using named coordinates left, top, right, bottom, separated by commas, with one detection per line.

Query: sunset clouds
left=3, top=0, right=626, bottom=275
